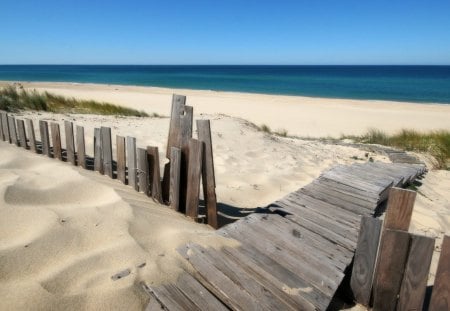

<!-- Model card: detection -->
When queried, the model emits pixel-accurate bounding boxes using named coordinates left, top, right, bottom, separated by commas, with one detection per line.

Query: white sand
left=1, top=81, right=449, bottom=310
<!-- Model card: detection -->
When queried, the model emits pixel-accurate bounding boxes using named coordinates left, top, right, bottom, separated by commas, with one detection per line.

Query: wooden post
left=0, top=113, right=4, bottom=141
left=137, top=148, right=149, bottom=194
left=17, top=119, right=27, bottom=149
left=147, top=146, right=163, bottom=203
left=116, top=136, right=126, bottom=184
left=26, top=119, right=36, bottom=153
left=185, top=139, right=203, bottom=220
left=166, top=94, right=186, bottom=157
left=39, top=120, right=51, bottom=156
left=65, top=121, right=76, bottom=165
left=101, top=127, right=113, bottom=178
left=7, top=116, right=18, bottom=146
left=76, top=125, right=86, bottom=168
left=397, top=234, right=435, bottom=311
left=126, top=136, right=138, bottom=191
left=350, top=216, right=383, bottom=306
left=197, top=120, right=218, bottom=229
left=1, top=113, right=9, bottom=142
left=179, top=105, right=193, bottom=212
left=372, top=229, right=411, bottom=311
left=169, top=147, right=181, bottom=211
left=94, top=128, right=103, bottom=173
left=428, top=235, right=450, bottom=311
left=161, top=163, right=171, bottom=203
left=384, top=187, right=416, bottom=231
left=50, top=123, right=62, bottom=160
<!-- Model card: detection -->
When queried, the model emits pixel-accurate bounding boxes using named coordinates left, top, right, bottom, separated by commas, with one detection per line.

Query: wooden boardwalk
left=144, top=161, right=425, bottom=310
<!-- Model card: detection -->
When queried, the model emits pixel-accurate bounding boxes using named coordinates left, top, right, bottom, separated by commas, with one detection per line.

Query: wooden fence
left=350, top=187, right=449, bottom=311
left=0, top=94, right=218, bottom=228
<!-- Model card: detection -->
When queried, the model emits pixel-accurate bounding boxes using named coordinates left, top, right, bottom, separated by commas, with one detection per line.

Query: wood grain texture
left=179, top=105, right=193, bottom=212
left=7, top=116, right=18, bottom=146
left=126, top=136, right=138, bottom=191
left=0, top=113, right=3, bottom=141
left=50, top=123, right=62, bottom=160
left=350, top=216, right=383, bottom=306
left=64, top=121, right=76, bottom=165
left=147, top=146, right=163, bottom=203
left=384, top=187, right=416, bottom=231
left=137, top=148, right=149, bottom=195
left=429, top=235, right=450, bottom=311
left=101, top=127, right=113, bottom=178
left=185, top=139, right=203, bottom=220
left=372, top=229, right=411, bottom=311
left=1, top=113, right=9, bottom=142
left=161, top=163, right=171, bottom=204
left=94, top=128, right=103, bottom=173
left=166, top=94, right=186, bottom=158
left=39, top=120, right=51, bottom=157
left=169, top=147, right=181, bottom=211
left=76, top=125, right=85, bottom=168
left=116, top=136, right=126, bottom=184
left=16, top=119, right=27, bottom=149
left=397, top=234, right=435, bottom=311
left=197, top=120, right=218, bottom=229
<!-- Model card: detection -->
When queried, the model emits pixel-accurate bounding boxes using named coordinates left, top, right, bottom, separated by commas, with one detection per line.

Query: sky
left=0, top=0, right=449, bottom=65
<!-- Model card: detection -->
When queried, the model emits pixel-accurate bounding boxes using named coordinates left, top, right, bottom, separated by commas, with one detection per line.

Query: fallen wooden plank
left=76, top=125, right=85, bottom=168
left=65, top=121, right=76, bottom=165
left=428, top=235, right=450, bottom=311
left=50, top=122, right=62, bottom=160
left=126, top=136, right=138, bottom=190
left=185, top=139, right=203, bottom=219
left=116, top=135, right=126, bottom=184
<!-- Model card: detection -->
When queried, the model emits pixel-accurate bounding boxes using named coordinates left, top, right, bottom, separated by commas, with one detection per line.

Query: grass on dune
left=342, top=128, right=450, bottom=169
left=0, top=85, right=150, bottom=117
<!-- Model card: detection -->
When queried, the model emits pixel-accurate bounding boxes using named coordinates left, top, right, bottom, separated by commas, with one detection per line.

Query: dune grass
left=0, top=85, right=149, bottom=117
left=342, top=128, right=450, bottom=169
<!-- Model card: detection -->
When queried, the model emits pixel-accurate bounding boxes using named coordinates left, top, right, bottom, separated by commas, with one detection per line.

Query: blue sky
left=1, top=0, right=449, bottom=65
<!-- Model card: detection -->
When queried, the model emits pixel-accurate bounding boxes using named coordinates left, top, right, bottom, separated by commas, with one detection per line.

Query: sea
left=0, top=65, right=449, bottom=103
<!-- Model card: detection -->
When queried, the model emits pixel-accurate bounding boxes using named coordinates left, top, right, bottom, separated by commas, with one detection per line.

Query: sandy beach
left=1, top=82, right=449, bottom=310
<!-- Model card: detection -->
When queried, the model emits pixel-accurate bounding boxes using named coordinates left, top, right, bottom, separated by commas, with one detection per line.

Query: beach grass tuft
left=0, top=85, right=149, bottom=117
left=259, top=124, right=271, bottom=133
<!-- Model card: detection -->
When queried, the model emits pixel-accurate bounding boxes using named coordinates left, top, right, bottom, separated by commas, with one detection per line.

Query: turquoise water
left=0, top=65, right=449, bottom=103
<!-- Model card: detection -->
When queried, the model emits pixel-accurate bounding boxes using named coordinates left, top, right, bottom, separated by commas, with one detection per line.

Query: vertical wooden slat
left=179, top=105, right=193, bottom=211
left=384, top=187, right=416, bottom=231
left=94, top=128, right=103, bottom=173
left=39, top=120, right=51, bottom=156
left=161, top=163, right=171, bottom=203
left=26, top=119, right=36, bottom=153
left=428, top=235, right=450, bottom=311
left=185, top=139, right=203, bottom=220
left=101, top=127, right=113, bottom=178
left=166, top=94, right=186, bottom=157
left=397, top=234, right=435, bottom=311
left=0, top=113, right=4, bottom=141
left=116, top=135, right=126, bottom=184
left=50, top=123, right=62, bottom=160
left=65, top=121, right=76, bottom=165
left=372, top=229, right=411, bottom=311
left=169, top=147, right=181, bottom=211
left=76, top=125, right=85, bottom=168
left=127, top=136, right=138, bottom=191
left=197, top=119, right=218, bottom=229
left=1, top=113, right=10, bottom=142
left=137, top=148, right=149, bottom=194
left=8, top=116, right=18, bottom=146
left=350, top=216, right=383, bottom=306
left=17, top=119, right=27, bottom=149
left=147, top=146, right=163, bottom=203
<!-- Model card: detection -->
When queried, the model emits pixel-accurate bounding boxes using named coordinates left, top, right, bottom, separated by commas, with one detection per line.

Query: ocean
left=0, top=65, right=449, bottom=103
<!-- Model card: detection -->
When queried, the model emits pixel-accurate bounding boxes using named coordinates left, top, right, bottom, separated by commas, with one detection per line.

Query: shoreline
left=2, top=80, right=450, bottom=138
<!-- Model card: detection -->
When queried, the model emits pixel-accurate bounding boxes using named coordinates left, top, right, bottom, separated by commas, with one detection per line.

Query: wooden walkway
left=144, top=161, right=425, bottom=310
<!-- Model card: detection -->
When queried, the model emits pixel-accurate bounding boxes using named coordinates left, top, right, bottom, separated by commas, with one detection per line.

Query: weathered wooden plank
left=384, top=187, right=416, bottom=231
left=137, top=148, right=149, bottom=195
left=50, top=123, right=62, bottom=160
left=94, top=128, right=103, bottom=173
left=1, top=113, right=9, bottom=142
left=372, top=229, right=411, bottom=311
left=179, top=105, right=193, bottom=212
left=101, top=127, right=113, bottom=178
left=185, top=139, right=203, bottom=220
left=350, top=216, right=383, bottom=306
left=166, top=94, right=186, bottom=158
left=76, top=125, right=85, bottom=168
left=126, top=136, right=138, bottom=191
left=39, top=120, right=51, bottom=156
left=0, top=113, right=3, bottom=141
left=147, top=146, right=163, bottom=203
left=64, top=121, right=76, bottom=165
left=7, top=116, right=18, bottom=146
left=161, top=163, right=171, bottom=203
left=428, top=235, right=450, bottom=311
left=116, top=135, right=126, bottom=184
left=197, top=120, right=218, bottom=229
left=145, top=282, right=200, bottom=311
left=16, top=119, right=27, bottom=149
left=397, top=234, right=435, bottom=311
left=169, top=147, right=181, bottom=211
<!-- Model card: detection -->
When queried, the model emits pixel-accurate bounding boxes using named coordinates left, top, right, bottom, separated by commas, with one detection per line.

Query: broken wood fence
left=350, top=187, right=449, bottom=311
left=0, top=94, right=218, bottom=228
